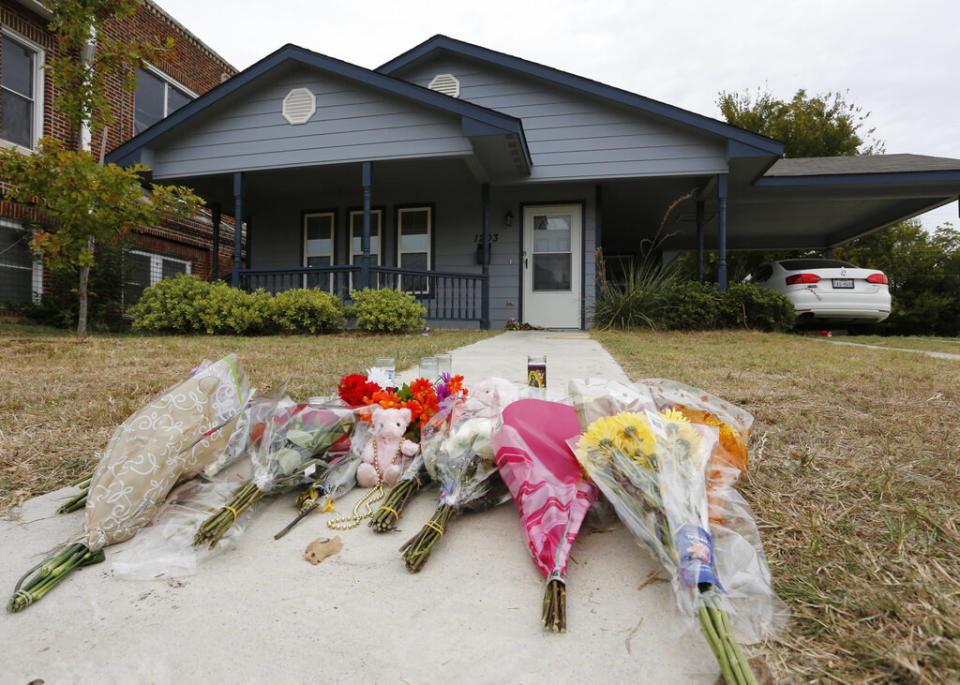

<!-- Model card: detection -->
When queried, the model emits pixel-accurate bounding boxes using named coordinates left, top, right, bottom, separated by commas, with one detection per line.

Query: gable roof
left=377, top=34, right=784, bottom=158
left=106, top=43, right=531, bottom=171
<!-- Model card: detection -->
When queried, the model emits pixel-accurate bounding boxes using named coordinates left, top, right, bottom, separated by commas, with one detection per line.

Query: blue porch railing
left=238, top=265, right=488, bottom=326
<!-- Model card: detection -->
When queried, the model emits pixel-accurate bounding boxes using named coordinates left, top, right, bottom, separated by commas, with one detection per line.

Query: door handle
left=524, top=257, right=528, bottom=269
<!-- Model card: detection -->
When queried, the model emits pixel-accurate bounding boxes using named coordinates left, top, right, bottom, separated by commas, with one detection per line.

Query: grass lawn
left=0, top=322, right=493, bottom=510
left=594, top=329, right=960, bottom=683
left=829, top=334, right=960, bottom=356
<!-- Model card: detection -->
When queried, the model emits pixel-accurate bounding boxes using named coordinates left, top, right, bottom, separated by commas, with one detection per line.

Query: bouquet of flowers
left=194, top=397, right=354, bottom=548
left=8, top=355, right=248, bottom=612
left=399, top=377, right=518, bottom=572
left=637, top=379, right=752, bottom=526
left=569, top=380, right=756, bottom=684
left=491, top=398, right=598, bottom=632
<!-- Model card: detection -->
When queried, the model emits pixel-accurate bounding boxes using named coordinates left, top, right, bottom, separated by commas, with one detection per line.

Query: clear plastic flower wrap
left=568, top=378, right=761, bottom=684
left=194, top=394, right=354, bottom=548
left=399, top=378, right=521, bottom=572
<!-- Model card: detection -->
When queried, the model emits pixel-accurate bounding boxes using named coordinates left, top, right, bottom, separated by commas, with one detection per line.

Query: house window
left=303, top=211, right=335, bottom=289
left=1, top=30, right=44, bottom=150
left=0, top=219, right=42, bottom=303
left=134, top=66, right=194, bottom=135
left=349, top=209, right=382, bottom=265
left=124, top=250, right=191, bottom=305
left=397, top=206, right=431, bottom=293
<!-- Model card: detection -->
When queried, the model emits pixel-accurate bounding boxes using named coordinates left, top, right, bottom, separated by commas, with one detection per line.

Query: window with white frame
left=397, top=206, right=431, bottom=293
left=349, top=209, right=382, bottom=265
left=124, top=250, right=191, bottom=305
left=1, top=30, right=44, bottom=150
left=134, top=66, right=195, bottom=135
left=0, top=219, right=42, bottom=303
left=303, top=211, right=335, bottom=289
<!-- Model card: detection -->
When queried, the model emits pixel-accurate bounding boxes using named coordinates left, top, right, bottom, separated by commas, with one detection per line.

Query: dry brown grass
left=0, top=323, right=493, bottom=511
left=594, top=329, right=960, bottom=684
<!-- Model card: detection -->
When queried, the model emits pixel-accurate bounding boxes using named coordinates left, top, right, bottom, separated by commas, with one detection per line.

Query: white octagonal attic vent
left=428, top=73, right=460, bottom=98
left=282, top=87, right=316, bottom=125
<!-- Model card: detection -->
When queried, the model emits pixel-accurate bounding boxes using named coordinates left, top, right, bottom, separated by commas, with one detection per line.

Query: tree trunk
left=77, top=263, right=90, bottom=340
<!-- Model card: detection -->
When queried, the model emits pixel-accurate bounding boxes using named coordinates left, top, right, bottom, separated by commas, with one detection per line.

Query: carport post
left=361, top=162, right=372, bottom=290
left=211, top=202, right=221, bottom=281
left=232, top=172, right=244, bottom=289
left=696, top=200, right=705, bottom=283
left=481, top=183, right=491, bottom=330
left=717, top=174, right=728, bottom=291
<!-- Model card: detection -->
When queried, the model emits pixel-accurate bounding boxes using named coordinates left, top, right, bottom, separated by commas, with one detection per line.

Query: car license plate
left=832, top=279, right=854, bottom=289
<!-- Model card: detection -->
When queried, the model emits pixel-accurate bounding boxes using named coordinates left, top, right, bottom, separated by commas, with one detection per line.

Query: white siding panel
left=150, top=67, right=473, bottom=178
left=395, top=56, right=727, bottom=182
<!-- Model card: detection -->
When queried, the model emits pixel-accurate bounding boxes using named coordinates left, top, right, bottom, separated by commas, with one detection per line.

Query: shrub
left=350, top=288, right=426, bottom=333
left=592, top=261, right=675, bottom=329
left=130, top=275, right=274, bottom=335
left=270, top=288, right=346, bottom=333
left=720, top=283, right=796, bottom=332
left=129, top=274, right=212, bottom=333
left=655, top=281, right=724, bottom=330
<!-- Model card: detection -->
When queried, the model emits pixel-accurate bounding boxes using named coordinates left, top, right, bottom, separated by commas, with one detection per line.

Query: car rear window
left=779, top=259, right=857, bottom=270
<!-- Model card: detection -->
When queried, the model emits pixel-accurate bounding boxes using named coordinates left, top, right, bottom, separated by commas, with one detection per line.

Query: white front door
left=522, top=204, right=582, bottom=328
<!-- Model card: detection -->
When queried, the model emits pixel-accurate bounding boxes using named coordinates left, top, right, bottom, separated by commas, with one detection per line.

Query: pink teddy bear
left=357, top=406, right=420, bottom=488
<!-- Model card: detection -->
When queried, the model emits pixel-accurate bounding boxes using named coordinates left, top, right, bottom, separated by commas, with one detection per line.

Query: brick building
left=0, top=0, right=239, bottom=307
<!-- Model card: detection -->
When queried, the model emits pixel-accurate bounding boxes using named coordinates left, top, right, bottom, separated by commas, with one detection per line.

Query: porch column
left=232, top=172, right=244, bottom=289
left=211, top=202, right=221, bottom=281
left=595, top=184, right=603, bottom=301
left=361, top=162, right=372, bottom=290
left=695, top=199, right=705, bottom=283
left=480, top=183, right=490, bottom=330
left=717, top=174, right=728, bottom=292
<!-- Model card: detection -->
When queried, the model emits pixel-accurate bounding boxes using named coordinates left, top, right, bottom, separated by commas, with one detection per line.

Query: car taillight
left=866, top=273, right=888, bottom=285
left=785, top=273, right=820, bottom=285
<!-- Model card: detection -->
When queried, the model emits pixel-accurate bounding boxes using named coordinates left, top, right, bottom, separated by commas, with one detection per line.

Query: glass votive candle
left=374, top=356, right=396, bottom=383
left=527, top=354, right=546, bottom=388
left=419, top=356, right=439, bottom=380
left=436, top=353, right=452, bottom=378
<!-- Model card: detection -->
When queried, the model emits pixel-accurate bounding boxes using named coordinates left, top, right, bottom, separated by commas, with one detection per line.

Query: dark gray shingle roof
left=765, top=154, right=960, bottom=177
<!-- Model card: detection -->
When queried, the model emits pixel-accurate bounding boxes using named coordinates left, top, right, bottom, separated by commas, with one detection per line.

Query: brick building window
left=124, top=249, right=191, bottom=304
left=134, top=66, right=195, bottom=135
left=1, top=30, right=44, bottom=150
left=0, top=219, right=42, bottom=303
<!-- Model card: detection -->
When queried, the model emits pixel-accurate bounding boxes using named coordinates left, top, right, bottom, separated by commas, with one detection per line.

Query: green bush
left=129, top=274, right=213, bottom=333
left=719, top=283, right=796, bottom=332
left=592, top=262, right=674, bottom=329
left=655, top=281, right=724, bottom=330
left=130, top=276, right=347, bottom=335
left=270, top=288, right=346, bottom=333
left=350, top=288, right=426, bottom=333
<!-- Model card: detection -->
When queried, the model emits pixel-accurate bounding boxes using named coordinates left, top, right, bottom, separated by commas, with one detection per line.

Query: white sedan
left=747, top=259, right=891, bottom=324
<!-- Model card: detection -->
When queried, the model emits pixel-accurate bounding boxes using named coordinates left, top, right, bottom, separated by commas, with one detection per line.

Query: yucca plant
left=592, top=256, right=676, bottom=330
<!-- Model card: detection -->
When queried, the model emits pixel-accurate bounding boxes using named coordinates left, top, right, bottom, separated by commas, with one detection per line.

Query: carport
left=597, top=153, right=960, bottom=287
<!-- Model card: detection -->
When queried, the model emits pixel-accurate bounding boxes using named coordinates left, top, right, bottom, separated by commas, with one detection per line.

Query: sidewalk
left=1, top=332, right=718, bottom=685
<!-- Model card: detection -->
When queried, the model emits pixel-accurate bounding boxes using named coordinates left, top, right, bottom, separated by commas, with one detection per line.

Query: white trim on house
left=349, top=209, right=382, bottom=266
left=128, top=249, right=192, bottom=280
left=0, top=26, right=45, bottom=152
left=396, top=206, right=432, bottom=293
left=302, top=210, right=335, bottom=290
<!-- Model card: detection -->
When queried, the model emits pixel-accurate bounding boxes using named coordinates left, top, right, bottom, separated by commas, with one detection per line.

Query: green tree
left=717, top=88, right=884, bottom=157
left=835, top=220, right=960, bottom=335
left=0, top=0, right=200, bottom=338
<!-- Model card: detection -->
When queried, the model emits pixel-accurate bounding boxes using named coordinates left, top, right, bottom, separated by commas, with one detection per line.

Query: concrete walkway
left=1, top=332, right=718, bottom=685
left=825, top=339, right=960, bottom=360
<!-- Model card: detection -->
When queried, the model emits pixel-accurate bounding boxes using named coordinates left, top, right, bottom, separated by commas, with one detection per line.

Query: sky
left=156, top=0, right=960, bottom=231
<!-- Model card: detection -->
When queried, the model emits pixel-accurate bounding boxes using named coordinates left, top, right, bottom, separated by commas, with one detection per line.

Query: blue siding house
left=107, top=35, right=960, bottom=329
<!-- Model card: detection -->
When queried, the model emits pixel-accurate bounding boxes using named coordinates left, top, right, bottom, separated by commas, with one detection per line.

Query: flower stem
left=697, top=594, right=757, bottom=685
left=193, top=482, right=263, bottom=549
left=541, top=579, right=567, bottom=633
left=399, top=503, right=455, bottom=573
left=370, top=476, right=423, bottom=533
left=7, top=543, right=104, bottom=612
left=57, top=474, right=92, bottom=514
